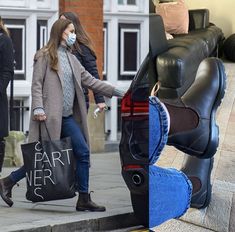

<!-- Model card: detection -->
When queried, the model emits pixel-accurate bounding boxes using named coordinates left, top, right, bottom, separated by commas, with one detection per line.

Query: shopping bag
left=21, top=123, right=76, bottom=202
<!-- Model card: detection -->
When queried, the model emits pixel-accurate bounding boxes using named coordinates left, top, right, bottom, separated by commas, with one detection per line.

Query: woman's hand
left=33, top=108, right=46, bottom=121
left=33, top=114, right=47, bottom=121
left=97, top=103, right=108, bottom=112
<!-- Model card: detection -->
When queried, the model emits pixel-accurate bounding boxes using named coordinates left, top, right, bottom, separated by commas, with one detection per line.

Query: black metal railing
left=11, top=105, right=30, bottom=132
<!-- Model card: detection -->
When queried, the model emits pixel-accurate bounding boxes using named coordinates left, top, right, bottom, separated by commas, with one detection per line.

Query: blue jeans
left=60, top=116, right=89, bottom=193
left=10, top=116, right=89, bottom=193
left=149, top=96, right=192, bottom=227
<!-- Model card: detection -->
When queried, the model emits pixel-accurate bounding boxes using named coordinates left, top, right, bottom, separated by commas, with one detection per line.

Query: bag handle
left=39, top=121, right=52, bottom=142
left=151, top=81, right=161, bottom=96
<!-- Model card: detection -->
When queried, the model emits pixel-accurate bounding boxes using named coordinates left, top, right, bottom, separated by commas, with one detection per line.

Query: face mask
left=66, top=32, right=76, bottom=46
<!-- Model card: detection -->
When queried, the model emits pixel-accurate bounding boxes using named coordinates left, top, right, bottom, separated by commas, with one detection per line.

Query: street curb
left=9, top=212, right=140, bottom=232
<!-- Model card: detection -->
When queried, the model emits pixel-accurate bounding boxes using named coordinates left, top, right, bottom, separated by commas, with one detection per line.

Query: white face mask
left=66, top=32, right=76, bottom=46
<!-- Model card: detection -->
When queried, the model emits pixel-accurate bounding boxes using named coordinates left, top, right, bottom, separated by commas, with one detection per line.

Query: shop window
left=5, top=19, right=25, bottom=80
left=37, top=20, right=48, bottom=50
left=118, top=23, right=140, bottom=80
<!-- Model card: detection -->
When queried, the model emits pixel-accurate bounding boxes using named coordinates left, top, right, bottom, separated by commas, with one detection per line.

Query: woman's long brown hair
left=59, top=12, right=96, bottom=57
left=43, top=18, right=72, bottom=71
left=0, top=16, right=10, bottom=37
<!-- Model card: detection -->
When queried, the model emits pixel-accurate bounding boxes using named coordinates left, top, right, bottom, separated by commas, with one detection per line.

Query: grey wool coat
left=28, top=49, right=115, bottom=145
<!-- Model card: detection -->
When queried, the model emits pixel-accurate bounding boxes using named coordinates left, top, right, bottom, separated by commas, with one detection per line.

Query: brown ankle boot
left=162, top=58, right=226, bottom=159
left=181, top=155, right=214, bottom=209
left=76, top=192, right=106, bottom=212
left=0, top=176, right=17, bottom=207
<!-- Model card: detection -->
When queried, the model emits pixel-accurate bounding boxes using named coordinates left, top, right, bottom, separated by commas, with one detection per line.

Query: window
left=117, top=0, right=139, bottom=12
left=118, top=24, right=140, bottom=80
left=118, top=0, right=136, bottom=5
left=121, top=29, right=139, bottom=73
left=127, top=0, right=136, bottom=4
left=118, top=0, right=124, bottom=4
left=103, top=23, right=108, bottom=80
left=37, top=20, right=48, bottom=50
left=5, top=19, right=26, bottom=80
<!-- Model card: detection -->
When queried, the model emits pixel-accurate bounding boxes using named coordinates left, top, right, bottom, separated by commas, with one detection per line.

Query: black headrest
left=149, top=14, right=168, bottom=58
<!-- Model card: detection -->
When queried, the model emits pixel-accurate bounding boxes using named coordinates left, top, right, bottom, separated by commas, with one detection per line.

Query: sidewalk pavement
left=0, top=152, right=141, bottom=232
left=153, top=61, right=235, bottom=232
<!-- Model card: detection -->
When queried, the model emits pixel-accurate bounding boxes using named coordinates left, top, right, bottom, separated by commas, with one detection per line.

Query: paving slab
left=155, top=61, right=235, bottom=232
left=0, top=152, right=140, bottom=232
left=153, top=219, right=215, bottom=232
left=180, top=180, right=234, bottom=232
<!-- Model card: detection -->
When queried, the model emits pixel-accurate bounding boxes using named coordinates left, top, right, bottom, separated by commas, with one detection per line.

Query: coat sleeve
left=80, top=64, right=115, bottom=99
left=75, top=45, right=105, bottom=104
left=78, top=45, right=105, bottom=104
left=0, top=36, right=14, bottom=94
left=31, top=52, right=47, bottom=111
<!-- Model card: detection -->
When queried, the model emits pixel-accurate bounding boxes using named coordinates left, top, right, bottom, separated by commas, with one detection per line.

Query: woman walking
left=0, top=19, right=124, bottom=211
left=60, top=11, right=106, bottom=111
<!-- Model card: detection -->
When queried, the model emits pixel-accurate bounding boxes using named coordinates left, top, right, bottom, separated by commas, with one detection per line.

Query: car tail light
left=123, top=164, right=143, bottom=171
left=121, top=91, right=148, bottom=119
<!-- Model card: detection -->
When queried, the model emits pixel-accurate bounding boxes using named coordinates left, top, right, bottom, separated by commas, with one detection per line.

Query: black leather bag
left=21, top=123, right=76, bottom=202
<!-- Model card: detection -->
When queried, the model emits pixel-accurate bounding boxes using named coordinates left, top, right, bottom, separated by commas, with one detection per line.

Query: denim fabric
left=11, top=116, right=90, bottom=193
left=149, top=96, right=192, bottom=227
left=149, top=165, right=192, bottom=227
left=61, top=116, right=89, bottom=193
left=149, top=96, right=169, bottom=164
left=10, top=166, right=26, bottom=182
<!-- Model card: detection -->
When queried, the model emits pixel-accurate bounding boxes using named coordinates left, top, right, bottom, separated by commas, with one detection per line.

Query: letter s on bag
left=34, top=187, right=44, bottom=200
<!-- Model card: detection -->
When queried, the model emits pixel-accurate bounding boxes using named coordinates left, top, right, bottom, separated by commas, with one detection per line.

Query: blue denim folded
left=149, top=165, right=192, bottom=227
left=149, top=96, right=192, bottom=227
left=149, top=96, right=168, bottom=164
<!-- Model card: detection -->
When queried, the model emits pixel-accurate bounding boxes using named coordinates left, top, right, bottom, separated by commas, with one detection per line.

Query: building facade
left=103, top=0, right=149, bottom=141
left=1, top=0, right=104, bottom=148
left=0, top=0, right=58, bottom=134
left=1, top=0, right=149, bottom=149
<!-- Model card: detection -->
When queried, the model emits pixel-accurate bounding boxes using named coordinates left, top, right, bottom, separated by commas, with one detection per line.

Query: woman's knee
left=74, top=151, right=90, bottom=163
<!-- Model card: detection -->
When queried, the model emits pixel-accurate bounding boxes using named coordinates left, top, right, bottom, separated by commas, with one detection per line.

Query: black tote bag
left=21, top=123, right=76, bottom=202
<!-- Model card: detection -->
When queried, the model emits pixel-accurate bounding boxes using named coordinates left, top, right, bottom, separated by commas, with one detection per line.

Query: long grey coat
left=28, top=49, right=115, bottom=145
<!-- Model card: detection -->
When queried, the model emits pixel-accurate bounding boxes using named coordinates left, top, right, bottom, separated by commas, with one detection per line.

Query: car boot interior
left=149, top=0, right=224, bottom=99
